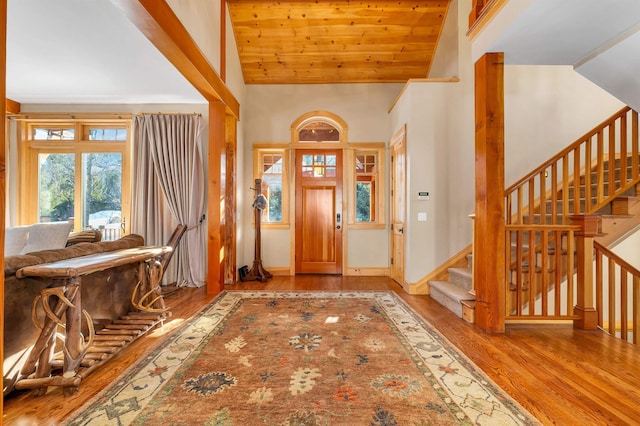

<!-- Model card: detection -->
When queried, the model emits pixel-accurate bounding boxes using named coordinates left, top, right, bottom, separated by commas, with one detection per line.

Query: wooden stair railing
left=505, top=107, right=639, bottom=226
left=504, top=107, right=640, bottom=323
left=505, top=224, right=579, bottom=320
left=594, top=241, right=640, bottom=345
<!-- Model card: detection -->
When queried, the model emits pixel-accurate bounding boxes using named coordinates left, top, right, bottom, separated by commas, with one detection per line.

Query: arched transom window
left=291, top=111, right=347, bottom=146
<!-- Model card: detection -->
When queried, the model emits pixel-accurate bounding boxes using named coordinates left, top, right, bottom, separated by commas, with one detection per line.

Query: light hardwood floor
left=4, top=275, right=640, bottom=425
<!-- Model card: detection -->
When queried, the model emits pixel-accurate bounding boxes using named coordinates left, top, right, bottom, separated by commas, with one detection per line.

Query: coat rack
left=242, top=178, right=273, bottom=282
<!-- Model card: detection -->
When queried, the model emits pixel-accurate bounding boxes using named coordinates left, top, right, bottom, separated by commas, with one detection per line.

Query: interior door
left=390, top=128, right=406, bottom=285
left=295, top=149, right=343, bottom=274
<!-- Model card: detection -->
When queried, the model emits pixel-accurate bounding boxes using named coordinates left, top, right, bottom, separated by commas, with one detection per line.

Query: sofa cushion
left=20, top=222, right=73, bottom=255
left=4, top=226, right=31, bottom=256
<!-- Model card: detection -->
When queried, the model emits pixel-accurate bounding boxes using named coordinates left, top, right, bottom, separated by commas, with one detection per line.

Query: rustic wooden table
left=15, top=246, right=172, bottom=396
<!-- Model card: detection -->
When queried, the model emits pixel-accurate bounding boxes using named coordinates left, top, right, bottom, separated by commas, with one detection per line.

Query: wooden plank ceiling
left=227, top=0, right=451, bottom=84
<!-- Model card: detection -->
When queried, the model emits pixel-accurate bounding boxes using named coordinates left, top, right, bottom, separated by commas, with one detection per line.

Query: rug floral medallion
left=66, top=291, right=539, bottom=425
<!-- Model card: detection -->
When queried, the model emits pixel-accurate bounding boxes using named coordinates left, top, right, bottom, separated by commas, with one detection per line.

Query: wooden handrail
left=594, top=241, right=640, bottom=344
left=505, top=107, right=633, bottom=194
left=505, top=107, right=639, bottom=225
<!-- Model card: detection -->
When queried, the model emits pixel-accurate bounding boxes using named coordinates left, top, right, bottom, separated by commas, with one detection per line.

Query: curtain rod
left=9, top=112, right=134, bottom=120
left=10, top=112, right=203, bottom=120
left=135, top=112, right=202, bottom=116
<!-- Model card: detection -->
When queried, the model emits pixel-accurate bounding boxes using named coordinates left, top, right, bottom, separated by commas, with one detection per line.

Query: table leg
left=20, top=281, right=77, bottom=378
left=63, top=277, right=84, bottom=395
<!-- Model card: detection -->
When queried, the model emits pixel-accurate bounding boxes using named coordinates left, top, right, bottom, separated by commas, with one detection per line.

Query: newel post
left=570, top=214, right=600, bottom=330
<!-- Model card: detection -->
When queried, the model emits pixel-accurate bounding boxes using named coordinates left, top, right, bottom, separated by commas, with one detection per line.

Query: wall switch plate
left=418, top=212, right=427, bottom=222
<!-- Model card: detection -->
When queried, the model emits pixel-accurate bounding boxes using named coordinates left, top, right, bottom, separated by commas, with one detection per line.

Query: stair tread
left=448, top=267, right=472, bottom=276
left=429, top=281, right=475, bottom=301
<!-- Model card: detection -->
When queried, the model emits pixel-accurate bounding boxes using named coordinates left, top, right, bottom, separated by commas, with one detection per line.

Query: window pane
left=33, top=128, right=75, bottom=140
left=263, top=154, right=283, bottom=174
left=298, top=121, right=340, bottom=142
left=87, top=127, right=127, bottom=141
left=302, top=166, right=313, bottom=177
left=82, top=153, right=122, bottom=239
left=261, top=153, right=284, bottom=223
left=38, top=153, right=75, bottom=222
left=356, top=181, right=372, bottom=222
left=302, top=155, right=313, bottom=166
left=262, top=175, right=282, bottom=222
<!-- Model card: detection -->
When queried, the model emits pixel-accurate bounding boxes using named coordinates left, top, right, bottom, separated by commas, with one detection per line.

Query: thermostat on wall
left=418, top=192, right=430, bottom=200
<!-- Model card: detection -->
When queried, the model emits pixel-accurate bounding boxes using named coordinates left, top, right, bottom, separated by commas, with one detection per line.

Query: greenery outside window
left=19, top=119, right=131, bottom=235
left=254, top=145, right=289, bottom=228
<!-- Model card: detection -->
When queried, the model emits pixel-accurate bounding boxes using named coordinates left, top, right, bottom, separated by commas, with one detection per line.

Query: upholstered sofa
left=3, top=232, right=146, bottom=395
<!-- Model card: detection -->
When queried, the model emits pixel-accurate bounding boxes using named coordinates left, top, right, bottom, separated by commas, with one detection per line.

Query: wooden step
left=429, top=280, right=474, bottom=318
left=461, top=300, right=475, bottom=324
left=611, top=196, right=640, bottom=215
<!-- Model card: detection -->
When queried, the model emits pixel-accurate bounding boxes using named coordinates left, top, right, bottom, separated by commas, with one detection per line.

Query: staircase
left=429, top=254, right=474, bottom=321
left=429, top=107, right=640, bottom=323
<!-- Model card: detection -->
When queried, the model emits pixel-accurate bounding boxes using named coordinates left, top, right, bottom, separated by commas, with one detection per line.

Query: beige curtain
left=132, top=114, right=206, bottom=287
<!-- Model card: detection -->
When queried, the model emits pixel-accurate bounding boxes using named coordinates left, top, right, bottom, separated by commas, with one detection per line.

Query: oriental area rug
left=66, top=291, right=539, bottom=425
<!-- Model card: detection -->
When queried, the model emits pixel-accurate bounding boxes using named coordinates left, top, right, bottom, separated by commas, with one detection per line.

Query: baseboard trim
left=250, top=267, right=390, bottom=277
left=344, top=267, right=390, bottom=276
left=265, top=267, right=293, bottom=276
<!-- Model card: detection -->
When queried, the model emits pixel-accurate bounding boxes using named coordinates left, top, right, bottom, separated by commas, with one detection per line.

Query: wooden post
left=207, top=99, right=225, bottom=294
left=474, top=52, right=506, bottom=333
left=571, top=214, right=600, bottom=330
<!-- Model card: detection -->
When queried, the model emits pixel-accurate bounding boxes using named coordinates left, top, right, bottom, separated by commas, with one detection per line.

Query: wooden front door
left=295, top=149, right=343, bottom=274
left=390, top=128, right=406, bottom=286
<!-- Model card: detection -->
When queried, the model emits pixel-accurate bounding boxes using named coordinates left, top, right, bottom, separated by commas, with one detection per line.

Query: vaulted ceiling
left=227, top=0, right=452, bottom=84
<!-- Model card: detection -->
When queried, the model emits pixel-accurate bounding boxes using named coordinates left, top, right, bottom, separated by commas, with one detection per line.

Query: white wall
left=428, top=0, right=459, bottom=78
left=388, top=0, right=475, bottom=284
left=167, top=0, right=222, bottom=78
left=504, top=65, right=625, bottom=187
left=612, top=229, right=640, bottom=269
left=240, top=83, right=403, bottom=270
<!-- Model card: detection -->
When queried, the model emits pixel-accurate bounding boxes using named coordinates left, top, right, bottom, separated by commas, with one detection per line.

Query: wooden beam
left=110, top=0, right=239, bottom=119
left=1, top=0, right=7, bottom=417
left=473, top=52, right=505, bottom=333
left=207, top=99, right=225, bottom=294
left=6, top=97, right=19, bottom=114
